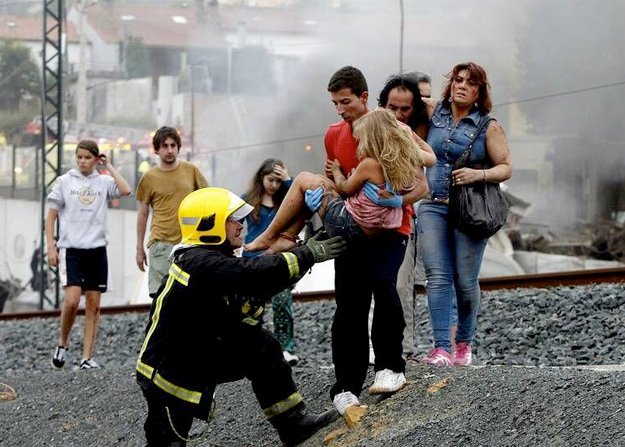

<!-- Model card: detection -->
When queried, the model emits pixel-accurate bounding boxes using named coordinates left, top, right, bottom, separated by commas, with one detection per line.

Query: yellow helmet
left=178, top=187, right=253, bottom=245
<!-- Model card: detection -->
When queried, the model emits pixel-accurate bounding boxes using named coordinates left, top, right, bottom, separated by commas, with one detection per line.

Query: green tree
left=0, top=39, right=41, bottom=111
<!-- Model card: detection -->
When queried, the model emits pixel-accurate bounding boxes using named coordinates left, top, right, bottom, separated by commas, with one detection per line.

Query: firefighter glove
left=305, top=232, right=347, bottom=263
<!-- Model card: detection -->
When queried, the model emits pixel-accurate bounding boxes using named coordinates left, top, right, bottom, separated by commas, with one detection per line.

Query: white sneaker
left=368, top=369, right=406, bottom=395
left=332, top=391, right=360, bottom=415
left=283, top=351, right=299, bottom=366
left=80, top=359, right=101, bottom=370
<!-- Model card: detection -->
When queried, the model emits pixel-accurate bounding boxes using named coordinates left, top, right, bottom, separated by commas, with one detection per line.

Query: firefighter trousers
left=141, top=326, right=299, bottom=446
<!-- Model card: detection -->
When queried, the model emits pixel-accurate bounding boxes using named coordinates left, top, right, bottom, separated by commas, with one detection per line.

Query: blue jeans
left=417, top=201, right=487, bottom=352
left=323, top=197, right=367, bottom=245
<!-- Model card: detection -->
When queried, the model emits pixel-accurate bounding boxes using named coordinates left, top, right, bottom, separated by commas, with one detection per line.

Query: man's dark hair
left=153, top=126, right=181, bottom=152
left=378, top=74, right=429, bottom=131
left=327, top=66, right=368, bottom=97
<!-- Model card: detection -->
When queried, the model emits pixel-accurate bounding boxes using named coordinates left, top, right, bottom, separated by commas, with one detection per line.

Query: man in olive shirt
left=136, top=126, right=208, bottom=297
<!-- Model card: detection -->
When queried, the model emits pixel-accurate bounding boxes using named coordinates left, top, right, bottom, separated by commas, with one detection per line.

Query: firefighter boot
left=270, top=403, right=339, bottom=446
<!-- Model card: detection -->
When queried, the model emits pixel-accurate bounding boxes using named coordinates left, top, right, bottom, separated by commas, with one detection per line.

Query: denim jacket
left=425, top=102, right=491, bottom=201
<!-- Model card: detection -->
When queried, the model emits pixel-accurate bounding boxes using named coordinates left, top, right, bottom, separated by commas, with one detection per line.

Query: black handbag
left=448, top=117, right=509, bottom=239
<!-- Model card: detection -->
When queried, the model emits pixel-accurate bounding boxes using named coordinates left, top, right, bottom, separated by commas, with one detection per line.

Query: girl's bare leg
left=245, top=172, right=334, bottom=252
left=263, top=215, right=307, bottom=254
left=265, top=187, right=339, bottom=254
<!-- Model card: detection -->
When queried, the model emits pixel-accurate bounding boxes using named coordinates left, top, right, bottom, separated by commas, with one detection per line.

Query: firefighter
left=136, top=187, right=346, bottom=446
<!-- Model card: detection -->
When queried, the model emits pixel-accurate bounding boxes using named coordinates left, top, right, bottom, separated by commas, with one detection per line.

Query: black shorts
left=59, top=247, right=108, bottom=292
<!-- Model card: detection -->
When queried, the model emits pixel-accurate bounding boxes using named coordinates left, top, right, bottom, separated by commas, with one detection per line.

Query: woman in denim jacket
left=418, top=62, right=512, bottom=367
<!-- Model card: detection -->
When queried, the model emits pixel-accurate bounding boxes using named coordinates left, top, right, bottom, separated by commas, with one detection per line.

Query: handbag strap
left=453, top=116, right=494, bottom=169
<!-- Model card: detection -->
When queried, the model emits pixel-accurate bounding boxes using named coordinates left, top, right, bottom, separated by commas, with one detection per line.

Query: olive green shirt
left=136, top=161, right=208, bottom=246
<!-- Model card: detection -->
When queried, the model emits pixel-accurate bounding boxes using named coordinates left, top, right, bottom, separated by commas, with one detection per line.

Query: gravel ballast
left=1, top=283, right=625, bottom=446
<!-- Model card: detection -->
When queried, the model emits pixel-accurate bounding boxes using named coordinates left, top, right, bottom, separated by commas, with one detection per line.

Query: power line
left=0, top=58, right=32, bottom=89
left=0, top=1, right=40, bottom=5
left=210, top=134, right=323, bottom=154
left=209, top=80, right=625, bottom=154
left=494, top=80, right=625, bottom=107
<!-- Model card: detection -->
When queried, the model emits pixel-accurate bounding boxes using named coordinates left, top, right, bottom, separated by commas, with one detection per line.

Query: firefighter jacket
left=136, top=243, right=315, bottom=418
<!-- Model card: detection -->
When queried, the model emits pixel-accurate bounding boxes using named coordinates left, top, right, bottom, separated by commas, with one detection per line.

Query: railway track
left=2, top=267, right=624, bottom=321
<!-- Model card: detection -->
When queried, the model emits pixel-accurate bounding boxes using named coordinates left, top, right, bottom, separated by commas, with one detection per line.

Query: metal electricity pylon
left=39, top=0, right=64, bottom=309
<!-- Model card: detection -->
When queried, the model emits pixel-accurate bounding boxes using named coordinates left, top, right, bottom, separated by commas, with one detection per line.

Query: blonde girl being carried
left=245, top=108, right=429, bottom=255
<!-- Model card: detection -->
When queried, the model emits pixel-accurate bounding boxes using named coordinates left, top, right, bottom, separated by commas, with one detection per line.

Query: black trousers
left=330, top=230, right=407, bottom=399
left=141, top=327, right=298, bottom=446
left=142, top=387, right=194, bottom=447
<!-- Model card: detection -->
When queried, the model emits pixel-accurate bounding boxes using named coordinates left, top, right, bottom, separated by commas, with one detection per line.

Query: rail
left=1, top=267, right=624, bottom=321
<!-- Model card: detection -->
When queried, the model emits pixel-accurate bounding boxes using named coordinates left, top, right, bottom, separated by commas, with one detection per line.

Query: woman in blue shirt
left=418, top=62, right=512, bottom=367
left=242, top=158, right=298, bottom=365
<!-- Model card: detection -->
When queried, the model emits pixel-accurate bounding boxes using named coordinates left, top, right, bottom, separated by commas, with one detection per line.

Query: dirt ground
left=2, top=363, right=625, bottom=446
left=2, top=284, right=625, bottom=446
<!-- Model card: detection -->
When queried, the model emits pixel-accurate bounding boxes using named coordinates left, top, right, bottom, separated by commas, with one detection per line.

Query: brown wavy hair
left=353, top=109, right=424, bottom=192
left=245, top=158, right=288, bottom=223
left=153, top=126, right=181, bottom=152
left=441, top=62, right=492, bottom=115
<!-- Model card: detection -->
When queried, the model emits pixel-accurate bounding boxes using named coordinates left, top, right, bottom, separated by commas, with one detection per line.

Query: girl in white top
left=46, top=140, right=131, bottom=370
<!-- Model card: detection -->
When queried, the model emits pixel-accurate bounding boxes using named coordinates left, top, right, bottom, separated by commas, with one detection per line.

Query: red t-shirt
left=324, top=120, right=411, bottom=236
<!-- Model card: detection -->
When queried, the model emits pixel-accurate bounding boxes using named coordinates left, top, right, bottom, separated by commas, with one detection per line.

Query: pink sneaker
left=421, top=348, right=452, bottom=366
left=453, top=342, right=473, bottom=367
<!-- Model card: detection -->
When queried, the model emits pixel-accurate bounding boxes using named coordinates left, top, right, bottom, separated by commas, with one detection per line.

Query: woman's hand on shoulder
left=422, top=97, right=437, bottom=119
left=411, top=131, right=436, bottom=167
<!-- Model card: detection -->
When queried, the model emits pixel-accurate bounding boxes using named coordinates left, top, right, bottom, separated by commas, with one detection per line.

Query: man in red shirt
left=324, top=66, right=429, bottom=415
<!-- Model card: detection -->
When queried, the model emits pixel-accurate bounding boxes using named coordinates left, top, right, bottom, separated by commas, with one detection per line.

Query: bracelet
left=279, top=232, right=298, bottom=243
left=482, top=169, right=487, bottom=182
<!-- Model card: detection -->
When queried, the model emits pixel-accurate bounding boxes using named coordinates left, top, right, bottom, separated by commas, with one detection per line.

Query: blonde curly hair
left=353, top=108, right=424, bottom=192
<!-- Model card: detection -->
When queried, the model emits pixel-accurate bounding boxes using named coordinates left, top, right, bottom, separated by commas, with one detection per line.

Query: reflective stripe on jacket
left=136, top=244, right=315, bottom=415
